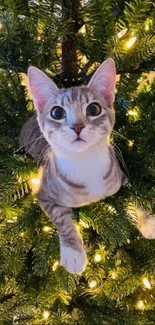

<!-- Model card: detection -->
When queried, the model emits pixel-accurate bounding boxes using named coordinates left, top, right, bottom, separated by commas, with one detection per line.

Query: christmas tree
left=0, top=0, right=155, bottom=324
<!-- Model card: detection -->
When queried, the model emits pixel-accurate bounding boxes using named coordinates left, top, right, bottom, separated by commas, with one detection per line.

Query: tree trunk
left=61, top=0, right=83, bottom=88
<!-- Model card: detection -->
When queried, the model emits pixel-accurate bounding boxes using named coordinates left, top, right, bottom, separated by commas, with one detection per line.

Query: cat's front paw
left=60, top=246, right=87, bottom=274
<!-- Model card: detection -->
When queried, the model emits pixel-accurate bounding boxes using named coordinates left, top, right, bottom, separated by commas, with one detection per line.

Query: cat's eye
left=51, top=106, right=66, bottom=120
left=86, top=103, right=101, bottom=116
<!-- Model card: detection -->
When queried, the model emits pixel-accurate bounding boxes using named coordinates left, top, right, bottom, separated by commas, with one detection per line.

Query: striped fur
left=20, top=59, right=128, bottom=273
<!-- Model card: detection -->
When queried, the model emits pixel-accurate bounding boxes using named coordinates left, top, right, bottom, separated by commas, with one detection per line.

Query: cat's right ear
left=28, top=66, right=58, bottom=113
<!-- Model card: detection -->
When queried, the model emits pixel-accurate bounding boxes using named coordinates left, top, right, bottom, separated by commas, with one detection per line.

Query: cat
left=20, top=58, right=128, bottom=274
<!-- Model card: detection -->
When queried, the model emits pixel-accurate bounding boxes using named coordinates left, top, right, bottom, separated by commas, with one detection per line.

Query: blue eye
left=51, top=106, right=66, bottom=120
left=86, top=103, right=101, bottom=116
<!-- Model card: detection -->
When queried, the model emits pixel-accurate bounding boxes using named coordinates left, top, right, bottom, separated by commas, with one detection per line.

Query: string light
left=127, top=109, right=138, bottom=117
left=142, top=277, right=151, bottom=289
left=79, top=220, right=89, bottom=228
left=80, top=25, right=86, bottom=34
left=43, top=311, right=50, bottom=319
left=94, top=253, right=101, bottom=262
left=136, top=300, right=144, bottom=310
left=89, top=280, right=97, bottom=288
left=117, top=28, right=128, bottom=39
left=108, top=205, right=117, bottom=214
left=144, top=18, right=153, bottom=31
left=43, top=226, right=51, bottom=232
left=128, top=140, right=134, bottom=147
left=7, top=217, right=17, bottom=223
left=111, top=271, right=117, bottom=279
left=19, top=232, right=25, bottom=238
left=52, top=260, right=59, bottom=271
left=125, top=37, right=136, bottom=48
left=31, top=177, right=40, bottom=185
left=145, top=24, right=149, bottom=31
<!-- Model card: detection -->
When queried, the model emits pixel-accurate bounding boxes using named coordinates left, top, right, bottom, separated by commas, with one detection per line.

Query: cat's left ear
left=28, top=66, right=58, bottom=113
left=88, top=58, right=116, bottom=105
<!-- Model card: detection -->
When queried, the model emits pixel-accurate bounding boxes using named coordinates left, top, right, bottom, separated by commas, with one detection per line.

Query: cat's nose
left=70, top=123, right=85, bottom=135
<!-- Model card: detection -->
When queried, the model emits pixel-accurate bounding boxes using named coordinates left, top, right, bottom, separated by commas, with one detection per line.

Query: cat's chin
left=62, top=140, right=90, bottom=153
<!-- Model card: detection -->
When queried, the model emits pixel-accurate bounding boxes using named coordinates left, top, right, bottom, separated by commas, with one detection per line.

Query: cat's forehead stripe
left=58, top=87, right=91, bottom=106
left=60, top=93, right=71, bottom=106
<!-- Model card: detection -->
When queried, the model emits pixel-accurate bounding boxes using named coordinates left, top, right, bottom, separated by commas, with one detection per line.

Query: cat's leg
left=36, top=193, right=87, bottom=273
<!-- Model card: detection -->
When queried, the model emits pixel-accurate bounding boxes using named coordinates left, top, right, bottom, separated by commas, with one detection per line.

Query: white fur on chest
left=54, top=146, right=110, bottom=198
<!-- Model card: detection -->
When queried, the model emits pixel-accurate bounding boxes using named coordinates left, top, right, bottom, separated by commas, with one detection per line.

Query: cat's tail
left=127, top=204, right=155, bottom=239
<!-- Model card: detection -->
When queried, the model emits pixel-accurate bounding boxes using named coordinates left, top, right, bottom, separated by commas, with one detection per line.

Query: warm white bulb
left=111, top=271, right=117, bottom=279
left=137, top=300, right=144, bottom=310
left=142, top=277, right=151, bottom=289
left=128, top=140, right=134, bottom=147
left=94, top=253, right=101, bottom=262
left=79, top=220, right=89, bottom=228
left=128, top=109, right=138, bottom=116
left=43, top=226, right=51, bottom=232
left=0, top=22, right=3, bottom=29
left=31, top=177, right=40, bottom=185
left=145, top=24, right=149, bottom=31
left=108, top=205, right=117, bottom=214
left=52, top=260, right=59, bottom=271
left=80, top=25, right=86, bottom=34
left=19, top=232, right=25, bottom=238
left=43, top=311, right=50, bottom=319
left=89, top=280, right=97, bottom=288
left=117, top=28, right=128, bottom=39
left=126, top=37, right=136, bottom=48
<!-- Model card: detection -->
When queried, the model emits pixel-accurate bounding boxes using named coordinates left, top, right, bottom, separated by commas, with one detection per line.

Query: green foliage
left=0, top=0, right=155, bottom=324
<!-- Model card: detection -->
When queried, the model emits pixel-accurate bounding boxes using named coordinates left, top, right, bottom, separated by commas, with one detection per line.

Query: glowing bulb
left=43, top=226, right=51, bottom=232
left=43, top=311, right=50, bottom=319
left=79, top=220, right=89, bottom=228
left=80, top=25, right=86, bottom=34
left=117, top=28, right=128, bottom=39
left=19, top=232, right=25, bottom=238
left=128, top=109, right=138, bottom=116
left=137, top=300, right=144, bottom=310
left=31, top=177, right=40, bottom=185
left=108, top=205, right=117, bottom=214
left=111, top=271, right=117, bottom=279
left=142, top=277, right=151, bottom=289
left=128, top=140, right=134, bottom=147
left=0, top=22, right=3, bottom=29
left=52, top=260, right=59, bottom=271
left=89, top=280, right=97, bottom=288
left=94, top=253, right=101, bottom=262
left=144, top=18, right=152, bottom=31
left=81, top=55, right=88, bottom=64
left=145, top=24, right=149, bottom=31
left=125, top=37, right=136, bottom=48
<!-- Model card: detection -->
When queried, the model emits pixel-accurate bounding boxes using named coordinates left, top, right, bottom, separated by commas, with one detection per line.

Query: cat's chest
left=54, top=148, right=110, bottom=196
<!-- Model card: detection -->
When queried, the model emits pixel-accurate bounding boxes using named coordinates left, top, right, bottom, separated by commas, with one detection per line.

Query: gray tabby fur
left=19, top=59, right=128, bottom=274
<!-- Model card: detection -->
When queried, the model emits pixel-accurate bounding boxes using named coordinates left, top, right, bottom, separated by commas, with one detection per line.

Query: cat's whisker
left=14, top=134, right=44, bottom=154
left=113, top=143, right=130, bottom=178
left=27, top=136, right=46, bottom=156
left=112, top=130, right=138, bottom=150
left=37, top=145, right=51, bottom=166
left=112, top=130, right=129, bottom=142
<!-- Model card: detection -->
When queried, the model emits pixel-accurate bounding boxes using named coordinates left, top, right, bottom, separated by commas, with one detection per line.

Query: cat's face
left=28, top=59, right=116, bottom=154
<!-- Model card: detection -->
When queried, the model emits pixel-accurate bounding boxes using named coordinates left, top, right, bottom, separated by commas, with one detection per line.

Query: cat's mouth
left=72, top=137, right=86, bottom=143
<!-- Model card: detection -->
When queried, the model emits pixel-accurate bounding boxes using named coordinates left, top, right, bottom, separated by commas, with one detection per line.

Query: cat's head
left=28, top=58, right=116, bottom=154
